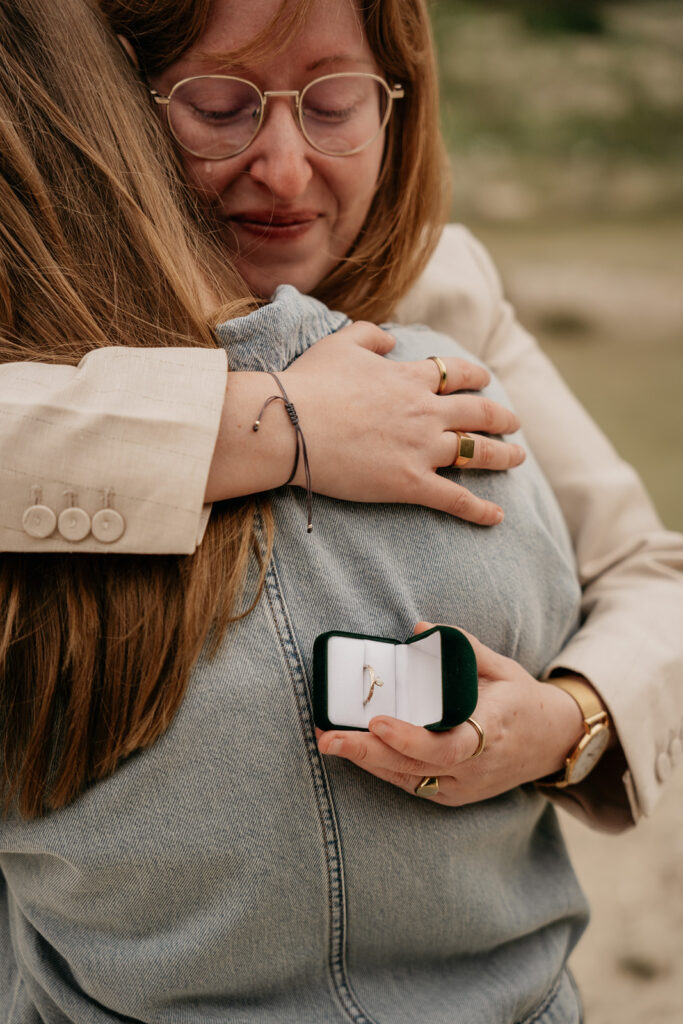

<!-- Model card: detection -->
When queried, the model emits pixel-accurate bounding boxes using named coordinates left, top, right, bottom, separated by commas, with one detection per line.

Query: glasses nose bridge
left=258, top=89, right=304, bottom=143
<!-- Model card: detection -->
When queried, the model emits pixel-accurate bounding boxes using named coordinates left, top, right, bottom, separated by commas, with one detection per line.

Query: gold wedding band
left=454, top=431, right=475, bottom=468
left=415, top=775, right=440, bottom=797
left=466, top=717, right=486, bottom=759
left=428, top=355, right=448, bottom=395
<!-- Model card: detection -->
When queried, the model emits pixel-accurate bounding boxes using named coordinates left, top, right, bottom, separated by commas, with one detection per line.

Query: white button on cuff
left=23, top=504, right=57, bottom=539
left=655, top=750, right=672, bottom=783
left=669, top=737, right=682, bottom=767
left=58, top=507, right=91, bottom=542
left=92, top=508, right=125, bottom=543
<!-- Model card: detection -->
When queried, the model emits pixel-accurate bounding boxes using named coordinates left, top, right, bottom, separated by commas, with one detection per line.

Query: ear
left=117, top=35, right=140, bottom=70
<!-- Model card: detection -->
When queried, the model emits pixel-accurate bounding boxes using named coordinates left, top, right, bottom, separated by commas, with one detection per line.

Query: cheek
left=329, top=145, right=383, bottom=233
left=180, top=154, right=242, bottom=200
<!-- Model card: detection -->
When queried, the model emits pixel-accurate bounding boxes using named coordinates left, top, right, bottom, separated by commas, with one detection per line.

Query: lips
left=226, top=210, right=322, bottom=242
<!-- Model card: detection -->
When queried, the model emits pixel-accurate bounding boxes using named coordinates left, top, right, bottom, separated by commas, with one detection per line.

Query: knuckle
left=442, top=738, right=465, bottom=772
left=480, top=398, right=497, bottom=432
left=445, top=488, right=473, bottom=519
left=455, top=360, right=473, bottom=387
left=402, top=755, right=432, bottom=776
left=354, top=739, right=370, bottom=763
left=476, top=437, right=494, bottom=468
left=389, top=770, right=414, bottom=791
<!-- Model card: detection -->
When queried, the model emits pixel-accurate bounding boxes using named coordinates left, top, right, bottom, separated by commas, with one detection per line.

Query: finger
left=423, top=357, right=491, bottom=395
left=318, top=727, right=441, bottom=778
left=341, top=320, right=396, bottom=355
left=445, top=432, right=526, bottom=472
left=419, top=474, right=504, bottom=525
left=443, top=394, right=520, bottom=436
left=368, top=716, right=482, bottom=771
left=414, top=621, right=434, bottom=634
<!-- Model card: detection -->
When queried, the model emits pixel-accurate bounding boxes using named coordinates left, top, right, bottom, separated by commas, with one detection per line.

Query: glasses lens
left=168, top=77, right=262, bottom=158
left=300, top=75, right=388, bottom=155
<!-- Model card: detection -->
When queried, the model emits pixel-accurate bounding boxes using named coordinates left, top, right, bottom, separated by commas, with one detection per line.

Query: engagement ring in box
left=313, top=625, right=477, bottom=732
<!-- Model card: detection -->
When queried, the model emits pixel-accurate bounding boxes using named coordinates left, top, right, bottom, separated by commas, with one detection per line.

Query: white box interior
left=325, top=631, right=443, bottom=728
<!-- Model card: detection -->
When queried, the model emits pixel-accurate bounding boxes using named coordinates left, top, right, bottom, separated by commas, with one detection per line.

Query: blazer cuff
left=0, top=347, right=228, bottom=554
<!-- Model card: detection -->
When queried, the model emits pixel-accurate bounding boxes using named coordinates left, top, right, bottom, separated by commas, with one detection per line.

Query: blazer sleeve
left=396, top=224, right=683, bottom=831
left=0, top=346, right=227, bottom=554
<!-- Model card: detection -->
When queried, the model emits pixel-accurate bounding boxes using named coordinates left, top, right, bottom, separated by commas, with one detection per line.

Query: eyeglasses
left=150, top=72, right=404, bottom=159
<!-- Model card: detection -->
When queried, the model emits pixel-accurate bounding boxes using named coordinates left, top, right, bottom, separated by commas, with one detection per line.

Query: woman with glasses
left=0, top=0, right=680, bottom=1021
left=101, top=0, right=679, bottom=830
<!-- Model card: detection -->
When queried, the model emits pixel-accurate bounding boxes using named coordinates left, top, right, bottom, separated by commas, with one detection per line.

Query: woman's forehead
left=185, top=0, right=370, bottom=73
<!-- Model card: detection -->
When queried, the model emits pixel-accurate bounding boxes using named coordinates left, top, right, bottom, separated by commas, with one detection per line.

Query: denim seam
left=517, top=969, right=565, bottom=1024
left=263, top=551, right=378, bottom=1024
left=7, top=972, right=22, bottom=1023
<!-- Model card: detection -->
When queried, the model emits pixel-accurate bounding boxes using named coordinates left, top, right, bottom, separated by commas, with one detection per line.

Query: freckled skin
left=150, top=0, right=385, bottom=298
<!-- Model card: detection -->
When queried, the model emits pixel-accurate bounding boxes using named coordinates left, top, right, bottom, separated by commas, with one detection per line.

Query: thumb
left=340, top=321, right=396, bottom=355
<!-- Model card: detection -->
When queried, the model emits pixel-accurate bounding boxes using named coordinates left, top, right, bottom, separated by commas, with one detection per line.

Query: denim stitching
left=263, top=552, right=378, bottom=1024
left=518, top=969, right=571, bottom=1024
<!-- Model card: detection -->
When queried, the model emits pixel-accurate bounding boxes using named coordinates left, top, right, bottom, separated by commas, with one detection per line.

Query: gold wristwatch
left=539, top=677, right=611, bottom=788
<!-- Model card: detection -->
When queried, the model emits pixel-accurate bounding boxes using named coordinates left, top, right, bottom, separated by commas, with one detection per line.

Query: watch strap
left=538, top=676, right=610, bottom=788
left=549, top=676, right=608, bottom=725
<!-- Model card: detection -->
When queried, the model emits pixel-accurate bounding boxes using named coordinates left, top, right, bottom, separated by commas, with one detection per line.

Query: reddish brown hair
left=103, top=0, right=451, bottom=321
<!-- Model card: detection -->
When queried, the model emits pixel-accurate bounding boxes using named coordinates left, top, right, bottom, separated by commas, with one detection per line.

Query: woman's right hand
left=207, top=321, right=524, bottom=525
left=282, top=322, right=524, bottom=525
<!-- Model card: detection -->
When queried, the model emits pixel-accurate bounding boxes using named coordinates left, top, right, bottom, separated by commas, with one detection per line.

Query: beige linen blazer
left=1, top=226, right=680, bottom=829
left=0, top=347, right=226, bottom=554
left=396, top=225, right=683, bottom=830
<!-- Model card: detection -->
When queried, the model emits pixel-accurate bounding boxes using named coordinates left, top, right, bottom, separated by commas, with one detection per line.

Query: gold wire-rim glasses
left=150, top=72, right=405, bottom=159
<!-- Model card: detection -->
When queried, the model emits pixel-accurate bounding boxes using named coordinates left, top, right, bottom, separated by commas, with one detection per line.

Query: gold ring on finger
left=428, top=355, right=448, bottom=395
left=466, top=717, right=485, bottom=758
left=415, top=775, right=440, bottom=797
left=454, top=431, right=475, bottom=468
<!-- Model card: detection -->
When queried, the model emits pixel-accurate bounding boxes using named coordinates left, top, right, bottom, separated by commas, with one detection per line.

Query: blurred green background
left=431, top=0, right=683, bottom=528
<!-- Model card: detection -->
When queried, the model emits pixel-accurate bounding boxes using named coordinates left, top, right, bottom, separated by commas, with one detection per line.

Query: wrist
left=538, top=674, right=612, bottom=788
left=205, top=371, right=298, bottom=501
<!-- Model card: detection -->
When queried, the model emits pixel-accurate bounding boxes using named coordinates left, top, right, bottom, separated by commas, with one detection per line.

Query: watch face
left=570, top=728, right=611, bottom=784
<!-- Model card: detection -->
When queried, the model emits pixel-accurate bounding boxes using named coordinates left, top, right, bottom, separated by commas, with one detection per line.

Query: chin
left=236, top=259, right=332, bottom=300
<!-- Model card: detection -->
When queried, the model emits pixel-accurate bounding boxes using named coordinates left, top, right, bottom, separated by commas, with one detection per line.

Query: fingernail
left=493, top=507, right=504, bottom=524
left=370, top=721, right=388, bottom=739
left=328, top=738, right=343, bottom=755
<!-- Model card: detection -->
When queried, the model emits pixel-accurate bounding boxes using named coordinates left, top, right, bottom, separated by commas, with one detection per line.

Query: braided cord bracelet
left=253, top=371, right=313, bottom=532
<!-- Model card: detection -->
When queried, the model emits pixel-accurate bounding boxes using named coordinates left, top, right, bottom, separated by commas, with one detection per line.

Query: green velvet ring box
left=313, top=625, right=477, bottom=732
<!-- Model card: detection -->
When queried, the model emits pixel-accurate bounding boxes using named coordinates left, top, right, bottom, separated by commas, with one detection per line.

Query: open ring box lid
left=313, top=625, right=477, bottom=732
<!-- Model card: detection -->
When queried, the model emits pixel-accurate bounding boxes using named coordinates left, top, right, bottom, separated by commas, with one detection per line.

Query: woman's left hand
left=316, top=621, right=586, bottom=805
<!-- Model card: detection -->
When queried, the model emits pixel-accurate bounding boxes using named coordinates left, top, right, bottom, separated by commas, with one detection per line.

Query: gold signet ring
left=363, top=664, right=384, bottom=706
left=454, top=431, right=475, bottom=468
left=466, top=717, right=486, bottom=758
left=415, top=775, right=440, bottom=797
left=428, top=355, right=448, bottom=395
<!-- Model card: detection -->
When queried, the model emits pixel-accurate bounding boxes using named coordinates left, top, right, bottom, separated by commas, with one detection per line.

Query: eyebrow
left=305, top=54, right=374, bottom=72
left=194, top=52, right=373, bottom=74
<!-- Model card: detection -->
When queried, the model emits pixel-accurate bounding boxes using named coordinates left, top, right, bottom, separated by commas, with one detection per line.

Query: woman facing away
left=0, top=0, right=608, bottom=1021
left=2, top=0, right=674, bottom=827
left=0, top=0, right=681, bottom=1018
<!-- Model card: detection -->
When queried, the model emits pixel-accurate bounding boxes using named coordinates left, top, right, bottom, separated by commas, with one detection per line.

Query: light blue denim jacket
left=1, top=288, right=586, bottom=1023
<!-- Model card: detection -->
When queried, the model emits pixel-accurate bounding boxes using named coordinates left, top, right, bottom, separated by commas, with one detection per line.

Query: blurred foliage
left=429, top=2, right=683, bottom=527
left=431, top=0, right=683, bottom=223
left=494, top=0, right=608, bottom=35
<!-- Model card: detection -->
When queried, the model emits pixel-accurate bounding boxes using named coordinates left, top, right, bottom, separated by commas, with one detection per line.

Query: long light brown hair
left=0, top=0, right=272, bottom=818
left=102, top=0, right=451, bottom=322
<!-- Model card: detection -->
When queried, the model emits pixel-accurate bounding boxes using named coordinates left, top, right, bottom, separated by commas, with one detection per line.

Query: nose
left=245, top=97, right=314, bottom=200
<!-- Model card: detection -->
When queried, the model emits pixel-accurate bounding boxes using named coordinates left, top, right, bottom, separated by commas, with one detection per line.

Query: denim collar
left=215, top=286, right=350, bottom=373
